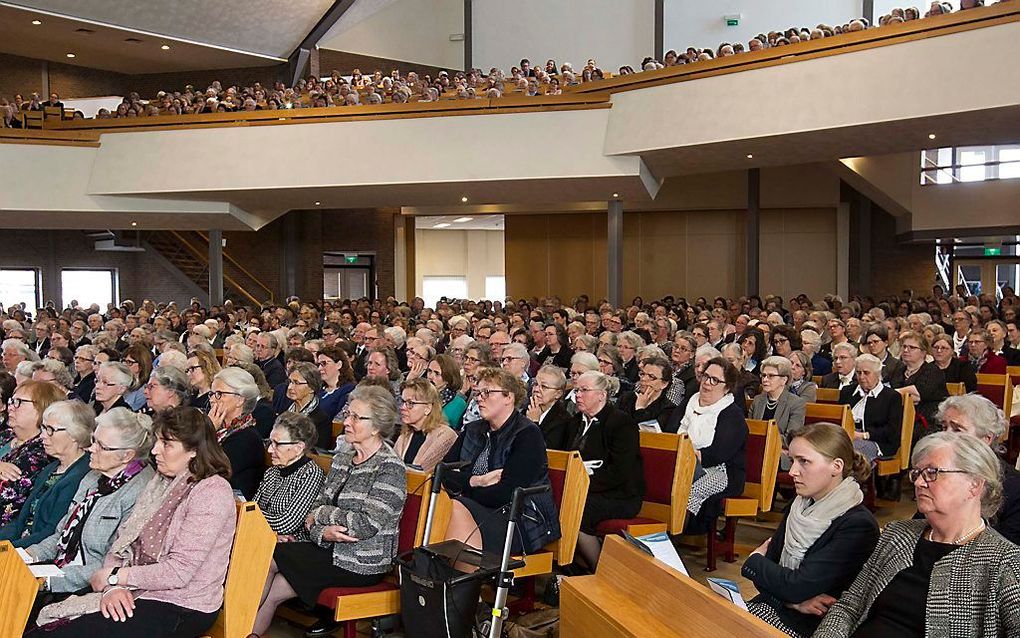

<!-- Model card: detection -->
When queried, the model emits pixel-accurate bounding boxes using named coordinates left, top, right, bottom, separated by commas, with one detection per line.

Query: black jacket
left=617, top=390, right=676, bottom=432
left=538, top=345, right=573, bottom=370
left=259, top=356, right=287, bottom=388
left=565, top=403, right=644, bottom=503
left=879, top=354, right=906, bottom=389
left=838, top=385, right=903, bottom=457
left=221, top=426, right=265, bottom=500
left=939, top=356, right=978, bottom=393
left=742, top=502, right=880, bottom=637
left=820, top=372, right=857, bottom=392
left=73, top=372, right=96, bottom=404
left=536, top=400, right=573, bottom=450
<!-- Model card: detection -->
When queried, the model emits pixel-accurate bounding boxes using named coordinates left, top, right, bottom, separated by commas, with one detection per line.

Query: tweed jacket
left=812, top=519, right=1020, bottom=638
left=25, top=466, right=155, bottom=592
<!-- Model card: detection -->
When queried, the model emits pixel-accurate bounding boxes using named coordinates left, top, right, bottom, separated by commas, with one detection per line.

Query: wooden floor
left=268, top=491, right=918, bottom=637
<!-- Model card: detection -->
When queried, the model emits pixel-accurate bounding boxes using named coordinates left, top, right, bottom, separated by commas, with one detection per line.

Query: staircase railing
left=165, top=231, right=265, bottom=308
left=192, top=231, right=275, bottom=304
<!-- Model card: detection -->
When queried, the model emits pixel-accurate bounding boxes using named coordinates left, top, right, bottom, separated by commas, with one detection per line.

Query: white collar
left=854, top=385, right=883, bottom=399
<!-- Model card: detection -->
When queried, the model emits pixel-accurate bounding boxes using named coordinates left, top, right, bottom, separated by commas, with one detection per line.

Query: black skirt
left=458, top=496, right=522, bottom=554
left=274, top=542, right=386, bottom=606
left=580, top=493, right=642, bottom=535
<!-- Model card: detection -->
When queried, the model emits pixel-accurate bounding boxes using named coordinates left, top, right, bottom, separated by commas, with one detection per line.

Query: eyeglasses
left=932, top=344, right=953, bottom=352
left=74, top=356, right=95, bottom=364
left=41, top=423, right=68, bottom=436
left=638, top=372, right=661, bottom=381
left=759, top=372, right=787, bottom=381
left=210, top=390, right=242, bottom=400
left=91, top=435, right=131, bottom=452
left=288, top=378, right=309, bottom=385
left=597, top=358, right=614, bottom=366
left=401, top=399, right=430, bottom=407
left=773, top=337, right=788, bottom=344
left=265, top=439, right=302, bottom=449
left=345, top=411, right=372, bottom=422
left=701, top=374, right=725, bottom=387
left=537, top=383, right=561, bottom=392
left=500, top=356, right=523, bottom=364
left=124, top=358, right=138, bottom=366
left=465, top=355, right=481, bottom=364
left=908, top=466, right=969, bottom=484
left=476, top=388, right=509, bottom=400
left=8, top=397, right=34, bottom=409
left=900, top=344, right=922, bottom=352
left=316, top=359, right=336, bottom=367
left=186, top=365, right=202, bottom=372
left=574, top=387, right=603, bottom=395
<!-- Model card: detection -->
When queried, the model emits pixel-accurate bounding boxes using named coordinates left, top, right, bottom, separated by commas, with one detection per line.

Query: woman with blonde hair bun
left=742, top=422, right=879, bottom=637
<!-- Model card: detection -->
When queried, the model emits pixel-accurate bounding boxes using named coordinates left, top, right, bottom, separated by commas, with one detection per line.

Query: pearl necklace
left=926, top=519, right=985, bottom=545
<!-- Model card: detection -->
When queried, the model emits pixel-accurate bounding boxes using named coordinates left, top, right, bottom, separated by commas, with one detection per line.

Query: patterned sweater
left=813, top=519, right=1020, bottom=638
left=307, top=441, right=406, bottom=575
left=254, top=456, right=325, bottom=535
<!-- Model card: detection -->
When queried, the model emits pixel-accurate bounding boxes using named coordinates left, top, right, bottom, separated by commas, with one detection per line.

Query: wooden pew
left=0, top=541, right=39, bottom=638
left=946, top=382, right=966, bottom=396
left=977, top=373, right=1010, bottom=412
left=1007, top=367, right=1020, bottom=462
left=561, top=535, right=787, bottom=637
left=814, top=387, right=841, bottom=403
left=804, top=402, right=855, bottom=439
left=595, top=432, right=696, bottom=536
left=876, top=391, right=916, bottom=479
left=201, top=503, right=276, bottom=638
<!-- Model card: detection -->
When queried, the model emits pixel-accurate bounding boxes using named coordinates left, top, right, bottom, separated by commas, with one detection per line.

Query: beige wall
left=415, top=229, right=504, bottom=299
left=506, top=208, right=837, bottom=302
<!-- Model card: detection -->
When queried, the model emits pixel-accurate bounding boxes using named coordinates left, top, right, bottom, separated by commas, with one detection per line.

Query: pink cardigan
left=392, top=425, right=458, bottom=472
left=107, top=475, right=236, bottom=613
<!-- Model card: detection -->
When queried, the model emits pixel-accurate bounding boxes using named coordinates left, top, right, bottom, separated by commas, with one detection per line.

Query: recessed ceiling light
left=434, top=223, right=451, bottom=228
left=131, top=221, right=138, bottom=227
left=453, top=217, right=473, bottom=223
left=66, top=53, right=76, bottom=58
left=612, top=193, right=619, bottom=198
left=314, top=201, right=321, bottom=206
left=31, top=20, right=41, bottom=25
left=746, top=153, right=754, bottom=159
left=161, top=44, right=171, bottom=50
left=460, top=196, right=468, bottom=203
left=928, top=133, right=936, bottom=140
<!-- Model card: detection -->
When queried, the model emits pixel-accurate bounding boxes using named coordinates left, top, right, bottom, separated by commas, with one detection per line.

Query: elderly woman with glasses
left=785, top=350, right=818, bottom=403
left=896, top=330, right=949, bottom=439
left=394, top=379, right=457, bottom=472
left=525, top=364, right=572, bottom=450
left=19, top=408, right=154, bottom=594
left=207, top=367, right=265, bottom=499
left=253, top=385, right=406, bottom=637
left=0, top=401, right=94, bottom=546
left=72, top=345, right=98, bottom=404
left=255, top=412, right=325, bottom=536
left=667, top=332, right=699, bottom=415
left=441, top=368, right=559, bottom=555
left=617, top=355, right=676, bottom=432
left=285, top=361, right=331, bottom=450
left=315, top=346, right=356, bottom=422
left=678, top=357, right=749, bottom=533
left=0, top=381, right=68, bottom=527
left=938, top=394, right=1020, bottom=544
left=931, top=333, right=977, bottom=393
left=814, top=433, right=1020, bottom=637
left=143, top=366, right=192, bottom=414
left=93, top=362, right=134, bottom=415
left=751, top=356, right=807, bottom=470
left=863, top=325, right=906, bottom=389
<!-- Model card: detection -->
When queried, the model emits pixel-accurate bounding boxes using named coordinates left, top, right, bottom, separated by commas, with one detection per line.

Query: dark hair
left=0, top=370, right=16, bottom=407
left=792, top=422, right=871, bottom=483
left=98, top=347, right=121, bottom=362
left=703, top=356, right=739, bottom=393
left=285, top=347, right=315, bottom=365
left=432, top=353, right=462, bottom=391
left=738, top=327, right=768, bottom=362
left=318, top=345, right=355, bottom=385
left=153, top=406, right=231, bottom=482
left=864, top=324, right=889, bottom=343
left=771, top=324, right=802, bottom=351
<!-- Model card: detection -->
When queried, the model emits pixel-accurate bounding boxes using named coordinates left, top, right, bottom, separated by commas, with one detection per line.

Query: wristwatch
left=107, top=567, right=121, bottom=586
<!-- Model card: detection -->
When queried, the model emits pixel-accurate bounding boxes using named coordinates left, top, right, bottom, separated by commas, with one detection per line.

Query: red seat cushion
left=548, top=467, right=566, bottom=509
left=595, top=517, right=661, bottom=536
left=745, top=432, right=766, bottom=484
left=317, top=581, right=397, bottom=608
left=641, top=448, right=676, bottom=505
left=777, top=471, right=794, bottom=486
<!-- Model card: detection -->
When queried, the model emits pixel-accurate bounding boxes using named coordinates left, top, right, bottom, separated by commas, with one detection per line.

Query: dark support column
left=284, top=0, right=358, bottom=85
left=464, top=0, right=473, bottom=70
left=608, top=200, right=623, bottom=307
left=654, top=0, right=665, bottom=61
left=863, top=0, right=875, bottom=24
left=746, top=168, right=760, bottom=296
left=858, top=195, right=873, bottom=295
left=404, top=216, right=416, bottom=301
left=41, top=61, right=49, bottom=98
left=282, top=214, right=299, bottom=299
left=208, top=229, right=224, bottom=306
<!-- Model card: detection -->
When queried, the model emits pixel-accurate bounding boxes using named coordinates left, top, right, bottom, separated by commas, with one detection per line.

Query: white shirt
left=838, top=373, right=855, bottom=389
left=851, top=385, right=883, bottom=428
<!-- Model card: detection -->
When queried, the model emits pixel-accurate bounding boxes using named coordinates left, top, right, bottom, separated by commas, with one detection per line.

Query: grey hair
left=99, top=361, right=133, bottom=388
left=290, top=361, right=323, bottom=393
left=937, top=394, right=1007, bottom=441
left=832, top=342, right=858, bottom=359
left=912, top=431, right=1004, bottom=517
left=384, top=326, right=406, bottom=347
left=617, top=331, right=645, bottom=349
left=39, top=358, right=75, bottom=390
left=213, top=367, right=260, bottom=414
left=577, top=370, right=620, bottom=397
left=15, top=360, right=42, bottom=380
left=259, top=331, right=281, bottom=352
left=43, top=400, right=96, bottom=448
left=637, top=344, right=666, bottom=361
left=760, top=355, right=792, bottom=378
left=695, top=344, right=722, bottom=361
left=272, top=411, right=318, bottom=451
left=571, top=351, right=599, bottom=371
left=158, top=349, right=188, bottom=372
left=854, top=353, right=882, bottom=373
left=3, top=338, right=36, bottom=360
left=800, top=329, right=821, bottom=353
left=228, top=343, right=255, bottom=364
left=75, top=344, right=98, bottom=361
left=348, top=384, right=398, bottom=440
left=150, top=366, right=193, bottom=405
left=503, top=342, right=528, bottom=360
left=96, top=406, right=154, bottom=457
left=536, top=364, right=567, bottom=389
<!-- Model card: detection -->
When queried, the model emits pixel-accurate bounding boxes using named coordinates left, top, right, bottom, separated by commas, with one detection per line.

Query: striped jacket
left=307, top=441, right=406, bottom=575
left=813, top=519, right=1020, bottom=638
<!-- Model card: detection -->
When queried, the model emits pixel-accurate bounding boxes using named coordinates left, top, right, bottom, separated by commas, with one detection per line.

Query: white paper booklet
left=707, top=577, right=748, bottom=610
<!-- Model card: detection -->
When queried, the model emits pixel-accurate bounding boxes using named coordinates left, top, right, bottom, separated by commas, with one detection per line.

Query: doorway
left=324, top=253, right=376, bottom=302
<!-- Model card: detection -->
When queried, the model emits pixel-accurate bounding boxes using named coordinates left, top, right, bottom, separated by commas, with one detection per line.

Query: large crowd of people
left=1, top=1, right=1007, bottom=127
left=0, top=282, right=1016, bottom=636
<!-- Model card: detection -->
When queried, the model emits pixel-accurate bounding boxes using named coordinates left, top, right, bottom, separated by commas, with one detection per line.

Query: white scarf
left=780, top=477, right=863, bottom=569
left=679, top=392, right=734, bottom=450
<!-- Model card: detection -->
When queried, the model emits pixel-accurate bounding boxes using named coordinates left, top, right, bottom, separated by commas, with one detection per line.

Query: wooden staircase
left=145, top=230, right=275, bottom=307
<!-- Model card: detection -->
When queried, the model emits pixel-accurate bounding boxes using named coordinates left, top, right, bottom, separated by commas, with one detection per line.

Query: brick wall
left=49, top=61, right=127, bottom=99
left=0, top=53, right=46, bottom=100
left=869, top=207, right=934, bottom=298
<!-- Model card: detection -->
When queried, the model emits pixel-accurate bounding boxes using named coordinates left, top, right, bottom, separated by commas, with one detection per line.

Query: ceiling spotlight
left=746, top=153, right=754, bottom=159
left=31, top=20, right=41, bottom=25
left=460, top=196, right=468, bottom=203
left=314, top=201, right=321, bottom=206
left=928, top=133, right=936, bottom=140
left=66, top=53, right=76, bottom=58
left=453, top=217, right=473, bottom=223
left=612, top=193, right=619, bottom=198
left=131, top=221, right=138, bottom=227
left=161, top=44, right=171, bottom=50
left=434, top=223, right=451, bottom=228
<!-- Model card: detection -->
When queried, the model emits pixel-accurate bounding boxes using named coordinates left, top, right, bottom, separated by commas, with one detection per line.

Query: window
left=485, top=276, right=506, bottom=302
left=61, top=269, right=117, bottom=310
left=422, top=276, right=467, bottom=309
left=0, top=269, right=39, bottom=313
left=921, top=145, right=1020, bottom=184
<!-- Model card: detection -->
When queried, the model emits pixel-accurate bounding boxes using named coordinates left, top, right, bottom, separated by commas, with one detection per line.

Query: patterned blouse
left=0, top=431, right=52, bottom=528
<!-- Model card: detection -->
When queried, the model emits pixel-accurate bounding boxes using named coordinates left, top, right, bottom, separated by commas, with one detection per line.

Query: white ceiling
left=4, top=0, right=333, bottom=58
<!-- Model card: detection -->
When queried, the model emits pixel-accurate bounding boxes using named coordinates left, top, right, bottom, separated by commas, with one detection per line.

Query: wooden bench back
left=743, top=419, right=781, bottom=513
left=0, top=541, right=38, bottom=638
left=804, top=402, right=855, bottom=439
left=635, top=431, right=697, bottom=534
left=546, top=449, right=589, bottom=565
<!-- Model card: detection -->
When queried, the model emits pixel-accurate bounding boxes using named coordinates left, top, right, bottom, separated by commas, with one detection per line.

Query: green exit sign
left=724, top=14, right=741, bottom=26
left=344, top=255, right=358, bottom=264
left=985, top=247, right=1002, bottom=256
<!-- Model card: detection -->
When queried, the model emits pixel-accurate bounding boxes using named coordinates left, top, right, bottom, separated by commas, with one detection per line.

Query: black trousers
left=27, top=599, right=219, bottom=638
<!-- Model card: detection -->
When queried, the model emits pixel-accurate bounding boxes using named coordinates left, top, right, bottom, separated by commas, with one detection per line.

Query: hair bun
left=850, top=451, right=872, bottom=484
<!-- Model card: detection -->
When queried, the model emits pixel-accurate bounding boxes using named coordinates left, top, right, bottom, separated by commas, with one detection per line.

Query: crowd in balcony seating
left=2, top=280, right=1019, bottom=635
left=0, top=0, right=1009, bottom=127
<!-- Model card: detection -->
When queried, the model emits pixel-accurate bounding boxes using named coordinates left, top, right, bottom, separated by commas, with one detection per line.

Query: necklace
left=765, top=396, right=779, bottom=410
left=927, top=519, right=985, bottom=545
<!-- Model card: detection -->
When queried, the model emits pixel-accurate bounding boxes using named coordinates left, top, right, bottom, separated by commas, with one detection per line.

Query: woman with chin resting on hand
left=616, top=355, right=677, bottom=432
left=742, top=423, right=878, bottom=637
left=28, top=406, right=236, bottom=638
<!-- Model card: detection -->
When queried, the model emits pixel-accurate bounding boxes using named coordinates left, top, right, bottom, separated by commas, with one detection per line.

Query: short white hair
left=158, top=349, right=188, bottom=372
left=213, top=367, right=260, bottom=413
left=384, top=326, right=406, bottom=347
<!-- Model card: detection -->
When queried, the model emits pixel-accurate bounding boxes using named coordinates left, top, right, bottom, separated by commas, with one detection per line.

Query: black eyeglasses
left=91, top=435, right=131, bottom=452
left=210, top=390, right=242, bottom=400
left=8, top=397, right=35, bottom=409
left=186, top=365, right=202, bottom=372
left=265, top=439, right=302, bottom=449
left=476, top=388, right=509, bottom=400
left=41, top=423, right=68, bottom=436
left=909, top=467, right=969, bottom=484
left=701, top=374, right=725, bottom=387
